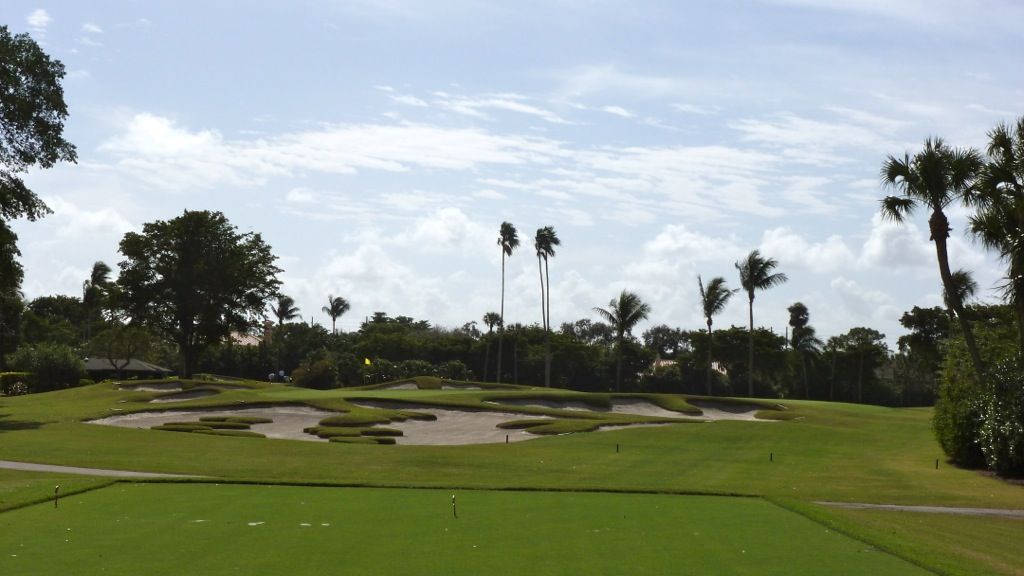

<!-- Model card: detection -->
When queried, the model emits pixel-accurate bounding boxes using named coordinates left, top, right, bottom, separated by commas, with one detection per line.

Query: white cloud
left=285, top=187, right=316, bottom=203
left=759, top=227, right=856, bottom=272
left=671, top=103, right=719, bottom=115
left=26, top=9, right=51, bottom=35
left=434, top=92, right=571, bottom=124
left=82, top=22, right=103, bottom=34
left=601, top=105, right=635, bottom=118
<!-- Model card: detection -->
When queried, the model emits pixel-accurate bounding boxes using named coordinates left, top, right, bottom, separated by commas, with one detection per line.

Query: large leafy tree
left=880, top=137, right=985, bottom=384
left=496, top=221, right=519, bottom=384
left=698, top=275, right=735, bottom=395
left=735, top=250, right=787, bottom=397
left=117, top=210, right=281, bottom=378
left=0, top=26, right=77, bottom=356
left=534, top=225, right=560, bottom=387
left=972, top=117, right=1024, bottom=356
left=322, top=295, right=350, bottom=335
left=81, top=261, right=112, bottom=338
left=594, top=290, right=651, bottom=391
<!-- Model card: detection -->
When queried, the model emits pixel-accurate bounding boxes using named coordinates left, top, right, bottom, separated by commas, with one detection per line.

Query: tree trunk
left=747, top=294, right=755, bottom=398
left=706, top=320, right=714, bottom=396
left=497, top=252, right=505, bottom=384
left=857, top=352, right=864, bottom=403
left=1016, top=299, right=1024, bottom=360
left=615, top=346, right=623, bottom=392
left=800, top=352, right=809, bottom=399
left=544, top=256, right=553, bottom=388
left=930, top=210, right=986, bottom=385
left=538, top=254, right=549, bottom=387
left=483, top=336, right=491, bottom=382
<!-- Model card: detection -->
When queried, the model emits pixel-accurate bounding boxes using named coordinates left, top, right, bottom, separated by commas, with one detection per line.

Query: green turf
left=0, top=483, right=933, bottom=576
left=2, top=379, right=1023, bottom=574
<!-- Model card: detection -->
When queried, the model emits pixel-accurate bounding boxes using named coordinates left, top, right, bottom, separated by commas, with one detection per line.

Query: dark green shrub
left=5, top=344, right=85, bottom=392
left=0, top=372, right=30, bottom=395
left=977, top=357, right=1024, bottom=476
left=319, top=413, right=392, bottom=427
left=193, top=429, right=265, bottom=438
left=304, top=426, right=361, bottom=438
left=291, top=358, right=339, bottom=390
left=437, top=360, right=470, bottom=380
left=199, top=416, right=272, bottom=424
left=152, top=424, right=213, bottom=432
left=397, top=359, right=435, bottom=378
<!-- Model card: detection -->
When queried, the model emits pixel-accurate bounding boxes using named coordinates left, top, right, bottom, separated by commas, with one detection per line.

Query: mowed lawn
left=0, top=483, right=933, bottom=576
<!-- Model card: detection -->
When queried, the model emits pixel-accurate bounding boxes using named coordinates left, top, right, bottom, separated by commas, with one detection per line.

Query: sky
left=4, top=1, right=1023, bottom=346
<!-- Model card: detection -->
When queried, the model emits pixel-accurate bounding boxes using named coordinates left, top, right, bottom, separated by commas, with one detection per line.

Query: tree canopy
left=117, top=210, right=281, bottom=377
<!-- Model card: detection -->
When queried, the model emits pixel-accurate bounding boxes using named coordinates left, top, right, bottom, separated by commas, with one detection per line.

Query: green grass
left=0, top=483, right=933, bottom=576
left=1, top=379, right=1023, bottom=574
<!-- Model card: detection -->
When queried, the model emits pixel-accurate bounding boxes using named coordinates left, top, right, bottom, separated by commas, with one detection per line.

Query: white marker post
left=54, top=485, right=60, bottom=509
left=452, top=494, right=458, bottom=519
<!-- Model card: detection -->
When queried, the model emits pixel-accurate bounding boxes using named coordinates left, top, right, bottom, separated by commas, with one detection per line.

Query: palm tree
left=272, top=294, right=301, bottom=327
left=791, top=324, right=823, bottom=400
left=82, top=261, right=112, bottom=338
left=594, top=290, right=651, bottom=391
left=321, top=295, right=350, bottom=334
left=735, top=250, right=787, bottom=397
left=698, top=275, right=735, bottom=395
left=482, top=311, right=501, bottom=382
left=496, top=222, right=519, bottom=384
left=972, top=117, right=1024, bottom=356
left=880, top=137, right=985, bottom=384
left=535, top=226, right=560, bottom=387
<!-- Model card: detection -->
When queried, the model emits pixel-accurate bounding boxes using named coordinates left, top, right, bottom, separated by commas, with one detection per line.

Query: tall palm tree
left=321, top=295, right=350, bottom=335
left=482, top=311, right=501, bottom=382
left=972, top=117, right=1024, bottom=356
left=272, top=294, right=301, bottom=327
left=496, top=222, right=519, bottom=384
left=593, top=290, right=651, bottom=391
left=791, top=324, right=823, bottom=400
left=82, top=261, right=112, bottom=338
left=698, top=275, right=735, bottom=395
left=880, top=137, right=985, bottom=384
left=535, top=226, right=560, bottom=387
left=736, top=250, right=787, bottom=398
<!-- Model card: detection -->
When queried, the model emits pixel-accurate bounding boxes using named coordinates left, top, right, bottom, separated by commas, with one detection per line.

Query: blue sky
left=6, top=1, right=1023, bottom=345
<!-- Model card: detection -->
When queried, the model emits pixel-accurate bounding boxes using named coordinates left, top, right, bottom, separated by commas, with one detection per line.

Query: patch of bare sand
left=610, top=399, right=700, bottom=419
left=384, top=408, right=552, bottom=445
left=120, top=382, right=184, bottom=392
left=87, top=406, right=338, bottom=441
left=441, top=384, right=482, bottom=390
left=688, top=400, right=774, bottom=421
left=149, top=389, right=219, bottom=403
left=378, top=382, right=418, bottom=390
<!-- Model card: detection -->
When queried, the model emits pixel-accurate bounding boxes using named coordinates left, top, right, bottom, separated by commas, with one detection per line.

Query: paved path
left=817, top=501, right=1024, bottom=519
left=0, top=460, right=200, bottom=479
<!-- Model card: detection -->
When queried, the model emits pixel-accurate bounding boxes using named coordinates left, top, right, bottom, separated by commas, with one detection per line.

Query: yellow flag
left=364, top=358, right=372, bottom=366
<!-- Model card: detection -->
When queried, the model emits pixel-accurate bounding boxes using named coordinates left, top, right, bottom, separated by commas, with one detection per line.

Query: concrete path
left=817, top=501, right=1024, bottom=519
left=0, top=460, right=200, bottom=478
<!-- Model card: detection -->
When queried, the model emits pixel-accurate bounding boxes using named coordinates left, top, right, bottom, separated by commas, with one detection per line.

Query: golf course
left=1, top=376, right=1021, bottom=575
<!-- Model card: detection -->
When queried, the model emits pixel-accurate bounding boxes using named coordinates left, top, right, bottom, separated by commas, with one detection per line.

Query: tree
left=322, top=294, right=350, bottom=335
left=86, top=325, right=153, bottom=379
left=82, top=261, right=112, bottom=338
left=534, top=225, right=560, bottom=387
left=272, top=295, right=301, bottom=327
left=972, top=117, right=1024, bottom=356
left=117, top=210, right=281, bottom=378
left=594, top=290, right=651, bottom=391
left=481, top=311, right=501, bottom=381
left=0, top=26, right=77, bottom=224
left=496, top=221, right=519, bottom=384
left=880, top=137, right=985, bottom=384
left=791, top=324, right=822, bottom=399
left=1, top=27, right=77, bottom=355
left=698, top=276, right=736, bottom=395
left=735, top=250, right=787, bottom=397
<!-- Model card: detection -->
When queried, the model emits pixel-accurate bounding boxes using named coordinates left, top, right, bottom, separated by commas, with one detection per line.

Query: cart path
left=0, top=460, right=202, bottom=478
left=817, top=501, right=1024, bottom=519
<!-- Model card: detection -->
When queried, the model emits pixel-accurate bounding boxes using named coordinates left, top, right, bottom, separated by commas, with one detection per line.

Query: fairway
left=0, top=483, right=932, bottom=575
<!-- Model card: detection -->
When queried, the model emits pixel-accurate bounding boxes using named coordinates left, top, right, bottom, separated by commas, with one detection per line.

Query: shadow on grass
left=0, top=413, right=43, bottom=432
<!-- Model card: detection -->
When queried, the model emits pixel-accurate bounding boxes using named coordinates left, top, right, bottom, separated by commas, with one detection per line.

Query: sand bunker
left=120, top=382, right=184, bottom=392
left=149, top=389, right=220, bottom=403
left=377, top=382, right=419, bottom=390
left=88, top=406, right=337, bottom=441
left=688, top=400, right=772, bottom=422
left=441, top=384, right=482, bottom=390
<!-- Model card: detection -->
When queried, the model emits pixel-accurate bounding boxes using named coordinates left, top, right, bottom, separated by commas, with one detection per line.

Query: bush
left=5, top=344, right=85, bottom=393
left=437, top=360, right=470, bottom=380
left=0, top=372, right=30, bottom=396
left=976, top=357, right=1024, bottom=476
left=291, top=358, right=339, bottom=390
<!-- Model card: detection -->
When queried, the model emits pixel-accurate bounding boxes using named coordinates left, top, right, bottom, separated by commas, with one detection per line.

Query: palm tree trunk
left=615, top=345, right=623, bottom=392
left=747, top=295, right=755, bottom=398
left=497, top=252, right=505, bottom=384
left=931, top=211, right=986, bottom=384
left=544, top=256, right=553, bottom=388
left=483, top=337, right=491, bottom=382
left=706, top=320, right=714, bottom=396
left=538, top=254, right=549, bottom=387
left=800, top=352, right=809, bottom=399
left=1016, top=299, right=1024, bottom=360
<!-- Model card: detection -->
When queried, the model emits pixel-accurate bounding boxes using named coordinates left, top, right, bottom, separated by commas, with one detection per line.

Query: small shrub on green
left=976, top=357, right=1024, bottom=476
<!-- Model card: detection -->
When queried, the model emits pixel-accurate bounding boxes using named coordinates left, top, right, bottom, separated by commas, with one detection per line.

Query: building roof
left=83, top=358, right=173, bottom=374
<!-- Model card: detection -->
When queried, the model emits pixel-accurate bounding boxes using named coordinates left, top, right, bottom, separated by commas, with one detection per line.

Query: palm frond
left=879, top=196, right=915, bottom=222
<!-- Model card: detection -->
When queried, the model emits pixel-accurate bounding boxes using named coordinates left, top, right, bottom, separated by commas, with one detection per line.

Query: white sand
left=610, top=399, right=698, bottom=419
left=87, top=406, right=337, bottom=441
left=441, top=384, right=482, bottom=390
left=688, top=400, right=773, bottom=422
left=120, top=382, right=184, bottom=392
left=378, top=383, right=419, bottom=390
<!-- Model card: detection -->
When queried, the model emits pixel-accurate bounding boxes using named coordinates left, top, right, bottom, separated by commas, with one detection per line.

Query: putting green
left=0, top=483, right=931, bottom=575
